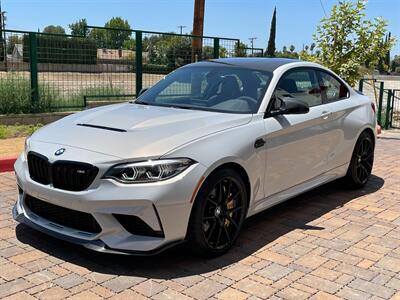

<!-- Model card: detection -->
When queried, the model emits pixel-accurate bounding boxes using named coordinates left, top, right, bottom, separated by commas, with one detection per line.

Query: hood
left=32, top=103, right=252, bottom=159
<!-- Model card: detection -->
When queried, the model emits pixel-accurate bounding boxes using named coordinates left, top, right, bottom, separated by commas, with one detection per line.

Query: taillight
left=371, top=102, right=376, bottom=114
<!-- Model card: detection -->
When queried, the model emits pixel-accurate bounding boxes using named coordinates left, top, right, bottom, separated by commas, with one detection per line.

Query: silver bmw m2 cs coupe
left=13, top=58, right=376, bottom=256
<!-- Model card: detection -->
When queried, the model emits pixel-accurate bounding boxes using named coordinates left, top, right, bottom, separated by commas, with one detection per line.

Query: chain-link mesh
left=35, top=28, right=135, bottom=110
left=244, top=47, right=264, bottom=57
left=141, top=32, right=239, bottom=89
left=0, top=31, right=31, bottom=114
left=392, top=90, right=400, bottom=128
left=0, top=27, right=240, bottom=114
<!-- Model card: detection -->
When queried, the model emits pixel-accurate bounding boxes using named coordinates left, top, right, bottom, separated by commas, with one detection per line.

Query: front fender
left=162, top=116, right=267, bottom=207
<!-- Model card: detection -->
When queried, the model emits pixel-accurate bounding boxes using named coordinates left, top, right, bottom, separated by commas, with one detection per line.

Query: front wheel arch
left=186, top=166, right=248, bottom=256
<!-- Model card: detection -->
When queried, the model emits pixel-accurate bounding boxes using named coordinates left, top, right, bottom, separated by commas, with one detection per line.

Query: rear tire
left=187, top=168, right=247, bottom=257
left=345, top=131, right=374, bottom=188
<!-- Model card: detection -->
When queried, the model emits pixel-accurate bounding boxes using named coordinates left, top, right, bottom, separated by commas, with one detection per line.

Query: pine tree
left=266, top=7, right=276, bottom=57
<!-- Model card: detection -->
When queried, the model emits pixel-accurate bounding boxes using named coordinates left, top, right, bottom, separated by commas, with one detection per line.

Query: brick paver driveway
left=1, top=132, right=400, bottom=300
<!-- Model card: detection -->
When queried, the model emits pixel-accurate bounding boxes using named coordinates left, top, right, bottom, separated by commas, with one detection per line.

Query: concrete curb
left=0, top=156, right=17, bottom=173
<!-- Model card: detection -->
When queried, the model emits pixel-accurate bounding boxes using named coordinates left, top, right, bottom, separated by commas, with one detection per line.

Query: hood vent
left=77, top=123, right=126, bottom=132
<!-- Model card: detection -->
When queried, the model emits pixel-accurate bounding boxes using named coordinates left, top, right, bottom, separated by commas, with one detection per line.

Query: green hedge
left=142, top=63, right=173, bottom=74
left=23, top=34, right=97, bottom=65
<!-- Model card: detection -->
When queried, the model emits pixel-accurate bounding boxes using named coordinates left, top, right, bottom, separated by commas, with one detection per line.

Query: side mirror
left=265, top=96, right=309, bottom=118
left=138, top=88, right=148, bottom=97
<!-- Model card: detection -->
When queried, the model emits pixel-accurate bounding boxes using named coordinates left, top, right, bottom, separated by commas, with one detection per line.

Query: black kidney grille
left=52, top=161, right=99, bottom=191
left=27, top=153, right=51, bottom=185
left=25, top=195, right=101, bottom=234
left=27, top=152, right=98, bottom=192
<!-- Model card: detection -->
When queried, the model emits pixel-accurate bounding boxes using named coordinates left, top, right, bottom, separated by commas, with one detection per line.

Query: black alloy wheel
left=345, top=131, right=374, bottom=188
left=188, top=168, right=247, bottom=257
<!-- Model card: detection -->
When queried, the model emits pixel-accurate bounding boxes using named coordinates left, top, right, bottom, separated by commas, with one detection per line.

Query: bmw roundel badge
left=54, top=148, right=66, bottom=156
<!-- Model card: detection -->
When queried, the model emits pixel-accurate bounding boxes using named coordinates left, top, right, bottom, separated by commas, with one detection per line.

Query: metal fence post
left=358, top=79, right=364, bottom=92
left=213, top=38, right=220, bottom=59
left=29, top=32, right=39, bottom=111
left=377, top=81, right=384, bottom=126
left=135, top=30, right=143, bottom=97
left=390, top=90, right=397, bottom=127
left=385, top=90, right=392, bottom=129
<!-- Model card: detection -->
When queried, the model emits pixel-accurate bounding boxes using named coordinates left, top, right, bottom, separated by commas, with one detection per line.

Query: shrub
left=0, top=75, right=59, bottom=114
left=142, top=63, right=172, bottom=74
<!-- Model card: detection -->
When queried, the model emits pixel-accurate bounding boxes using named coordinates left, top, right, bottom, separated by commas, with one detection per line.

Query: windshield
left=136, top=64, right=272, bottom=114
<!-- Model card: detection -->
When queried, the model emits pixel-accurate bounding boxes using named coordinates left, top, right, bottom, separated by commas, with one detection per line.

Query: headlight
left=104, top=158, right=195, bottom=183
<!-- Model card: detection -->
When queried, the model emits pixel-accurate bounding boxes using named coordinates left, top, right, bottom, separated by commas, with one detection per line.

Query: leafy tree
left=89, top=28, right=106, bottom=48
left=266, top=7, right=276, bottom=57
left=69, top=18, right=89, bottom=36
left=282, top=46, right=287, bottom=52
left=289, top=45, right=295, bottom=52
left=304, top=45, right=309, bottom=51
left=314, top=0, right=395, bottom=85
left=145, top=34, right=192, bottom=68
left=42, top=25, right=66, bottom=35
left=391, top=55, right=400, bottom=72
left=122, top=38, right=136, bottom=50
left=234, top=41, right=247, bottom=57
left=202, top=46, right=214, bottom=60
left=104, top=17, right=132, bottom=49
left=219, top=47, right=228, bottom=58
left=165, top=37, right=192, bottom=68
left=6, top=35, right=22, bottom=54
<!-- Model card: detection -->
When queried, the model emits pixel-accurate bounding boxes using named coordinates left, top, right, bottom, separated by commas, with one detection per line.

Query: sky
left=2, top=0, right=400, bottom=55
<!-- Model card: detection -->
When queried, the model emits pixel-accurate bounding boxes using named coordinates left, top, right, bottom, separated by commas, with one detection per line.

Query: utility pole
left=248, top=37, right=257, bottom=56
left=177, top=25, right=187, bottom=35
left=0, top=0, right=7, bottom=70
left=192, top=0, right=205, bottom=62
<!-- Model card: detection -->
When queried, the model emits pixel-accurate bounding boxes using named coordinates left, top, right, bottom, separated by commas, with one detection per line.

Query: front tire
left=345, top=131, right=374, bottom=188
left=187, top=168, right=247, bottom=257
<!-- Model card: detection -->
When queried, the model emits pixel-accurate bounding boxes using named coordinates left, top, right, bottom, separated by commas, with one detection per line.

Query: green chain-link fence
left=244, top=47, right=264, bottom=57
left=359, top=78, right=400, bottom=129
left=0, top=26, right=253, bottom=114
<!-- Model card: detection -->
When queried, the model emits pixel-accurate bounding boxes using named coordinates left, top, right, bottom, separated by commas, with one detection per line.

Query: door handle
left=321, top=111, right=331, bottom=120
left=254, top=138, right=266, bottom=148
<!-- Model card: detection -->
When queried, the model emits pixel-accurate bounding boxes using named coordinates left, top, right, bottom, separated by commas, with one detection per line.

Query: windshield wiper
left=134, top=100, right=150, bottom=105
left=167, top=104, right=195, bottom=110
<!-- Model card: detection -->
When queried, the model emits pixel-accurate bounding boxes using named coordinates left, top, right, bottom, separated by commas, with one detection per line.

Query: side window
left=317, top=71, right=349, bottom=103
left=275, top=69, right=322, bottom=107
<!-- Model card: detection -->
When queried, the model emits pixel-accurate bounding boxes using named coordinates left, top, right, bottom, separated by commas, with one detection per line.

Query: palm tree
left=310, top=43, right=316, bottom=53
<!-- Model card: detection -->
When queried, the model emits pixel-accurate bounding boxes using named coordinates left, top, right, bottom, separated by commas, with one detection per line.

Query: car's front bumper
left=13, top=150, right=207, bottom=254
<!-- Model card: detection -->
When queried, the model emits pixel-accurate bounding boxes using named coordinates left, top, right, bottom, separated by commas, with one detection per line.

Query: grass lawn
left=0, top=124, right=42, bottom=139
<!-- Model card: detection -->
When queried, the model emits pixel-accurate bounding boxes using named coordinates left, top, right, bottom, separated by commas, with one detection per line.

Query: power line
left=319, top=0, right=327, bottom=17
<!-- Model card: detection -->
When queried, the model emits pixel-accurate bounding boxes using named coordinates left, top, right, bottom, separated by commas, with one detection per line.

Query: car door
left=316, top=69, right=353, bottom=172
left=263, top=67, right=337, bottom=197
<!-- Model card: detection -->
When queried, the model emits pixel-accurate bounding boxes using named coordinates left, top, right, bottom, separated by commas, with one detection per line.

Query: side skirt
left=247, top=163, right=349, bottom=217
